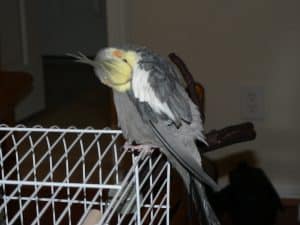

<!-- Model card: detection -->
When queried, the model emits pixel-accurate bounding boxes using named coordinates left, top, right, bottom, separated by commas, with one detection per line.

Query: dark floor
left=276, top=205, right=300, bottom=225
left=22, top=61, right=300, bottom=225
left=218, top=206, right=300, bottom=225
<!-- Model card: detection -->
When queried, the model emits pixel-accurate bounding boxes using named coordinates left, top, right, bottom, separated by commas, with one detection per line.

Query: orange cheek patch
left=112, top=50, right=123, bottom=58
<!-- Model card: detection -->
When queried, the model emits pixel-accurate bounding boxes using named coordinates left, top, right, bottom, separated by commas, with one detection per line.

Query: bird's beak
left=96, top=59, right=132, bottom=87
left=97, top=60, right=120, bottom=83
left=99, top=60, right=115, bottom=76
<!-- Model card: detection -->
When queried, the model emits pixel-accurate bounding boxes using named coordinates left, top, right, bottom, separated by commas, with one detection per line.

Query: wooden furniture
left=0, top=70, right=32, bottom=124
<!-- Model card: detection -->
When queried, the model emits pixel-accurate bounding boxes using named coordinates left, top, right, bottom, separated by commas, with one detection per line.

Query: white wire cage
left=0, top=124, right=171, bottom=225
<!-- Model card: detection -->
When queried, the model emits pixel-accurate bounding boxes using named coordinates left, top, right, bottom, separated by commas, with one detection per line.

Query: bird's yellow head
left=70, top=47, right=138, bottom=92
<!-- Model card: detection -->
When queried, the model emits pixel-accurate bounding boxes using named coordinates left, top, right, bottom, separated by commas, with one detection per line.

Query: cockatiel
left=70, top=46, right=220, bottom=225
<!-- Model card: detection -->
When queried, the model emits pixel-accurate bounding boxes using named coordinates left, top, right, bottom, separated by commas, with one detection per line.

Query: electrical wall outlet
left=240, top=86, right=265, bottom=121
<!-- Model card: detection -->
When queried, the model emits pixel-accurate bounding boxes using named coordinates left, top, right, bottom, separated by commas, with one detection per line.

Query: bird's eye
left=122, top=58, right=128, bottom=63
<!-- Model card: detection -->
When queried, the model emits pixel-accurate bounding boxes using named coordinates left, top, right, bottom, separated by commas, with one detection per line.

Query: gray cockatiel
left=70, top=46, right=220, bottom=225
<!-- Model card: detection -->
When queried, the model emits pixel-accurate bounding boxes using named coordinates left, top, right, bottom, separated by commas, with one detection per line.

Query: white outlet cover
left=240, top=86, right=265, bottom=121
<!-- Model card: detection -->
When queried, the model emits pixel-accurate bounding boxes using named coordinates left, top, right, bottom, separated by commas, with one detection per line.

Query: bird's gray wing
left=127, top=51, right=217, bottom=189
left=134, top=48, right=193, bottom=126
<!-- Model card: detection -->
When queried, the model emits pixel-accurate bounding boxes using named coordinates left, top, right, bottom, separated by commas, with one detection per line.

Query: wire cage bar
left=0, top=124, right=170, bottom=225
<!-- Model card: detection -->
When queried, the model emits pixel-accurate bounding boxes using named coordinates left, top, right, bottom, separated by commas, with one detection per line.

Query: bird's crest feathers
left=67, top=52, right=99, bottom=67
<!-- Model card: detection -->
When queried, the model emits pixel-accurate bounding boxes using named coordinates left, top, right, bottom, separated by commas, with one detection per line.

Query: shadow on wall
left=214, top=150, right=258, bottom=178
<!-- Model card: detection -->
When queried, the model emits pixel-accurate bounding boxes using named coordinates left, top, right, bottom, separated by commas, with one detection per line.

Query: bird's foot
left=123, top=142, right=158, bottom=155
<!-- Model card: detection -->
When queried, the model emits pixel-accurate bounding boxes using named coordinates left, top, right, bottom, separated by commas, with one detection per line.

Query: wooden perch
left=168, top=53, right=256, bottom=153
left=168, top=53, right=205, bottom=122
left=203, top=122, right=256, bottom=152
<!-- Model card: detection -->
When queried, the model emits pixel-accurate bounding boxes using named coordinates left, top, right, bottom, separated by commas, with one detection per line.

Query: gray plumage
left=113, top=47, right=220, bottom=225
left=114, top=89, right=220, bottom=225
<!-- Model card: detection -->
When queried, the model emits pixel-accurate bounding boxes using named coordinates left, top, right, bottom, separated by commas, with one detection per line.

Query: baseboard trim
left=275, top=183, right=300, bottom=200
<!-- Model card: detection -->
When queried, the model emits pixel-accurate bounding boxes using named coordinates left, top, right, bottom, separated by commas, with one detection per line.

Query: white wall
left=116, top=0, right=300, bottom=198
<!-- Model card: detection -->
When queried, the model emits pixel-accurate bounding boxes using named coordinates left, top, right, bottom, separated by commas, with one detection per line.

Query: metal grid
left=0, top=124, right=170, bottom=225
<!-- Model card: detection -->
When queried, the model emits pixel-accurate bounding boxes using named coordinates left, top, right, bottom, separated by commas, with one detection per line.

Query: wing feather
left=132, top=48, right=192, bottom=126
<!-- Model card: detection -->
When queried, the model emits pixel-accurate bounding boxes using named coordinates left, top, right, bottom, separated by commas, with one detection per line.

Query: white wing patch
left=132, top=65, right=175, bottom=120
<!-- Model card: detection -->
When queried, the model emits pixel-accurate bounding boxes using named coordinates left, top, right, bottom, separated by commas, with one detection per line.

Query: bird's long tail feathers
left=149, top=121, right=218, bottom=191
left=190, top=175, right=220, bottom=225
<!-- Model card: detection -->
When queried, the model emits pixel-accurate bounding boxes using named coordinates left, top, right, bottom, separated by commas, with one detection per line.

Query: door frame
left=106, top=0, right=129, bottom=46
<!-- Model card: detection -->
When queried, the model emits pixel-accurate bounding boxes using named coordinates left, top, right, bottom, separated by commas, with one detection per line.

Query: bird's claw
left=123, top=142, right=157, bottom=155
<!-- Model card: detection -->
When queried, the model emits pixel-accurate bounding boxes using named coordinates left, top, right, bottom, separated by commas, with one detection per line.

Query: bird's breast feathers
left=131, top=65, right=175, bottom=121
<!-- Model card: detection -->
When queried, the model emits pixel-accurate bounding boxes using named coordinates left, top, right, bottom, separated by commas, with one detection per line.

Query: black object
left=211, top=162, right=283, bottom=225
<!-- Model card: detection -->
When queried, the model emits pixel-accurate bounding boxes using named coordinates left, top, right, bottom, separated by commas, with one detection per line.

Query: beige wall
left=123, top=0, right=300, bottom=197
